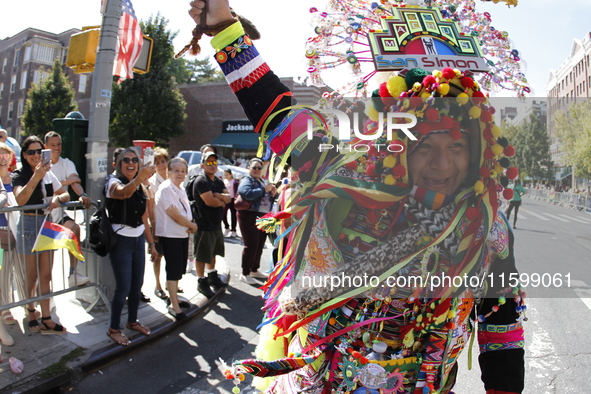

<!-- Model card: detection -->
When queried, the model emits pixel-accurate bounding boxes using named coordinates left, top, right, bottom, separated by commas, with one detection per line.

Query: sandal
left=2, top=310, right=16, bottom=325
left=107, top=328, right=130, bottom=346
left=126, top=321, right=151, bottom=336
left=39, top=317, right=67, bottom=335
left=27, top=308, right=40, bottom=333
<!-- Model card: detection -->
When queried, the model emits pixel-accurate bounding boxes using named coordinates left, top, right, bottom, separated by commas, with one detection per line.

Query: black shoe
left=207, top=271, right=228, bottom=289
left=168, top=307, right=188, bottom=321
left=198, top=278, right=215, bottom=299
left=140, top=292, right=151, bottom=303
left=154, top=288, right=168, bottom=300
left=178, top=300, right=191, bottom=309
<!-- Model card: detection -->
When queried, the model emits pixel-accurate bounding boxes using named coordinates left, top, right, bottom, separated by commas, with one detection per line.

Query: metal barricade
left=525, top=188, right=591, bottom=214
left=0, top=201, right=110, bottom=316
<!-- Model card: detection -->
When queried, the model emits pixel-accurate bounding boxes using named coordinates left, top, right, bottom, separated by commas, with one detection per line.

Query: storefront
left=210, top=120, right=260, bottom=164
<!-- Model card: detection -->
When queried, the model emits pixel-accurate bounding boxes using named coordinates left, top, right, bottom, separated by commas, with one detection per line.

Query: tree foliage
left=22, top=59, right=78, bottom=137
left=554, top=101, right=591, bottom=178
left=169, top=56, right=224, bottom=84
left=504, top=113, right=553, bottom=180
left=109, top=13, right=186, bottom=147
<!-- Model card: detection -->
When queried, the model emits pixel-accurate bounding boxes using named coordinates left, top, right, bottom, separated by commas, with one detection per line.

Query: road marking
left=542, top=213, right=570, bottom=222
left=571, top=280, right=591, bottom=311
left=520, top=208, right=550, bottom=221
left=558, top=214, right=589, bottom=224
left=576, top=216, right=591, bottom=224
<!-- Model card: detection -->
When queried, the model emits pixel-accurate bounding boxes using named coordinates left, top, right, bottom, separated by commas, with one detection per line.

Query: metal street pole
left=83, top=0, right=122, bottom=302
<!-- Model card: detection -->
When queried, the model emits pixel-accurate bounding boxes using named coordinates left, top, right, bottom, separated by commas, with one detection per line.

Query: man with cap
left=191, top=151, right=231, bottom=298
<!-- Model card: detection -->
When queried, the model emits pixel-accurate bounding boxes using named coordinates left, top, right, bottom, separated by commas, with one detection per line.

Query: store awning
left=560, top=172, right=572, bottom=179
left=211, top=133, right=260, bottom=150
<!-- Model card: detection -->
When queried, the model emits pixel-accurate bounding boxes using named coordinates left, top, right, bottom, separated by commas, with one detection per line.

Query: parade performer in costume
left=183, top=1, right=526, bottom=393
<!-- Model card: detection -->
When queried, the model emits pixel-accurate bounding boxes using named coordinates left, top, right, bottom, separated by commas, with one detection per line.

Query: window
left=78, top=74, right=87, bottom=93
left=20, top=70, right=27, bottom=90
left=13, top=49, right=20, bottom=66
left=10, top=75, right=16, bottom=92
left=0, top=83, right=3, bottom=99
left=17, top=99, right=24, bottom=118
left=1, top=58, right=6, bottom=73
left=24, top=45, right=32, bottom=62
left=8, top=102, right=13, bottom=119
left=33, top=69, right=50, bottom=84
left=35, top=44, right=57, bottom=63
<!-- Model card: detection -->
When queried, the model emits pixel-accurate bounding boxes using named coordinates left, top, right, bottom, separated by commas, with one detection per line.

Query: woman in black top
left=13, top=136, right=70, bottom=335
left=105, top=147, right=157, bottom=346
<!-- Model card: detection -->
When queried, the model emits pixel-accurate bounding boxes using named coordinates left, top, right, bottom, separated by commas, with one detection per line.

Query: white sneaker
left=239, top=274, right=257, bottom=285
left=231, top=231, right=237, bottom=238
left=224, top=229, right=231, bottom=237
left=69, top=272, right=90, bottom=287
left=249, top=270, right=268, bottom=279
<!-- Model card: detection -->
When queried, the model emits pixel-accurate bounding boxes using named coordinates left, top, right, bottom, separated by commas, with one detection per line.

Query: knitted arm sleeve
left=211, top=22, right=294, bottom=136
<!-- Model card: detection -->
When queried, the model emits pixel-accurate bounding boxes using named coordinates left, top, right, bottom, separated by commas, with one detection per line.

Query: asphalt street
left=67, top=197, right=591, bottom=394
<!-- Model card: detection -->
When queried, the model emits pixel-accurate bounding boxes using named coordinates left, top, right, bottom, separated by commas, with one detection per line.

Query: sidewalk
left=0, top=248, right=231, bottom=394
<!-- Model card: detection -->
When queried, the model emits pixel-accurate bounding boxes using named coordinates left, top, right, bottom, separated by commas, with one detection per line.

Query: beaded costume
left=199, top=5, right=526, bottom=393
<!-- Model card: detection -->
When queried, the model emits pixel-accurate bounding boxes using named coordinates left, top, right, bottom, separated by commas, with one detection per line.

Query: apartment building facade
left=0, top=27, right=93, bottom=141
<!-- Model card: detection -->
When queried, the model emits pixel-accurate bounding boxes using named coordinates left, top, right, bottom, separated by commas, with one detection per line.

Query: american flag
left=113, top=0, right=143, bottom=81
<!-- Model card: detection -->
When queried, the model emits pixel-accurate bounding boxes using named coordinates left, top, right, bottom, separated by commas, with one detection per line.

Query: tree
left=22, top=59, right=78, bottom=137
left=169, top=56, right=224, bottom=84
left=504, top=114, right=553, bottom=180
left=554, top=101, right=591, bottom=178
left=109, top=13, right=186, bottom=147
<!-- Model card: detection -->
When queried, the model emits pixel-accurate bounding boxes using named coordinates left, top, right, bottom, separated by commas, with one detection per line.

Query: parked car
left=175, top=150, right=248, bottom=180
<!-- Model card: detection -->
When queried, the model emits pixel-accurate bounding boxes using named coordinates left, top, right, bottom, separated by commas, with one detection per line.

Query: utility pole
left=83, top=0, right=122, bottom=302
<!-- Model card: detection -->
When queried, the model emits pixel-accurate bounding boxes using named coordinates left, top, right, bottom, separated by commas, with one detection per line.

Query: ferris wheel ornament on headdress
left=303, top=0, right=529, bottom=98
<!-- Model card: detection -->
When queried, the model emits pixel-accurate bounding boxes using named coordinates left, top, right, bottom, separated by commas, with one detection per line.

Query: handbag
left=88, top=200, right=119, bottom=257
left=234, top=194, right=252, bottom=211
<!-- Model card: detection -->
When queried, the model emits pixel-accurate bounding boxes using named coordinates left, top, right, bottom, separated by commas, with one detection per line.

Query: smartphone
left=41, top=149, right=51, bottom=165
left=143, top=147, right=154, bottom=166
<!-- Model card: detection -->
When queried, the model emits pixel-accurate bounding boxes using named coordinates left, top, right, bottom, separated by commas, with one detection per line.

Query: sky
left=1, top=0, right=590, bottom=99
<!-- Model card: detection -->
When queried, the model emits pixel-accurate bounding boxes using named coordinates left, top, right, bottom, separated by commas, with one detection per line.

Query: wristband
left=80, top=193, right=88, bottom=197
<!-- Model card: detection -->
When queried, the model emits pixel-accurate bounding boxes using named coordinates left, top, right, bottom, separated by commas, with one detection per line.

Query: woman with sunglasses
left=236, top=158, right=276, bottom=284
left=13, top=136, right=70, bottom=335
left=105, top=148, right=158, bottom=346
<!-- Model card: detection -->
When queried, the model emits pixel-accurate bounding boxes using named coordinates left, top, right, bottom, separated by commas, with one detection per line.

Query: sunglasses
left=0, top=153, right=11, bottom=161
left=26, top=149, right=42, bottom=156
left=250, top=166, right=262, bottom=170
left=122, top=157, right=139, bottom=164
left=204, top=161, right=218, bottom=166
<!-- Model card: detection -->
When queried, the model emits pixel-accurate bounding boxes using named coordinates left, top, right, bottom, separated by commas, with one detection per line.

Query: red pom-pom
left=345, top=161, right=358, bottom=170
left=415, top=122, right=431, bottom=135
left=479, top=166, right=490, bottom=178
left=489, top=106, right=496, bottom=114
left=506, top=166, right=518, bottom=179
left=379, top=82, right=391, bottom=98
left=359, top=357, right=369, bottom=365
left=480, top=110, right=493, bottom=123
left=425, top=108, right=440, bottom=122
left=440, top=115, right=453, bottom=129
left=366, top=164, right=377, bottom=177
left=393, top=164, right=406, bottom=177
left=466, top=207, right=479, bottom=221
left=504, top=145, right=516, bottom=157
left=503, top=188, right=514, bottom=200
left=484, top=148, right=494, bottom=160
left=483, top=127, right=493, bottom=141
left=442, top=67, right=456, bottom=79
left=460, top=76, right=474, bottom=89
left=472, top=90, right=486, bottom=104
left=422, top=75, right=437, bottom=87
left=450, top=121, right=460, bottom=133
left=449, top=128, right=462, bottom=140
left=352, top=351, right=361, bottom=359
left=409, top=96, right=423, bottom=108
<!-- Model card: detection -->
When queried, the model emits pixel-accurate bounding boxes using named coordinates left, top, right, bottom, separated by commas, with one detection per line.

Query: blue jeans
left=109, top=233, right=145, bottom=330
